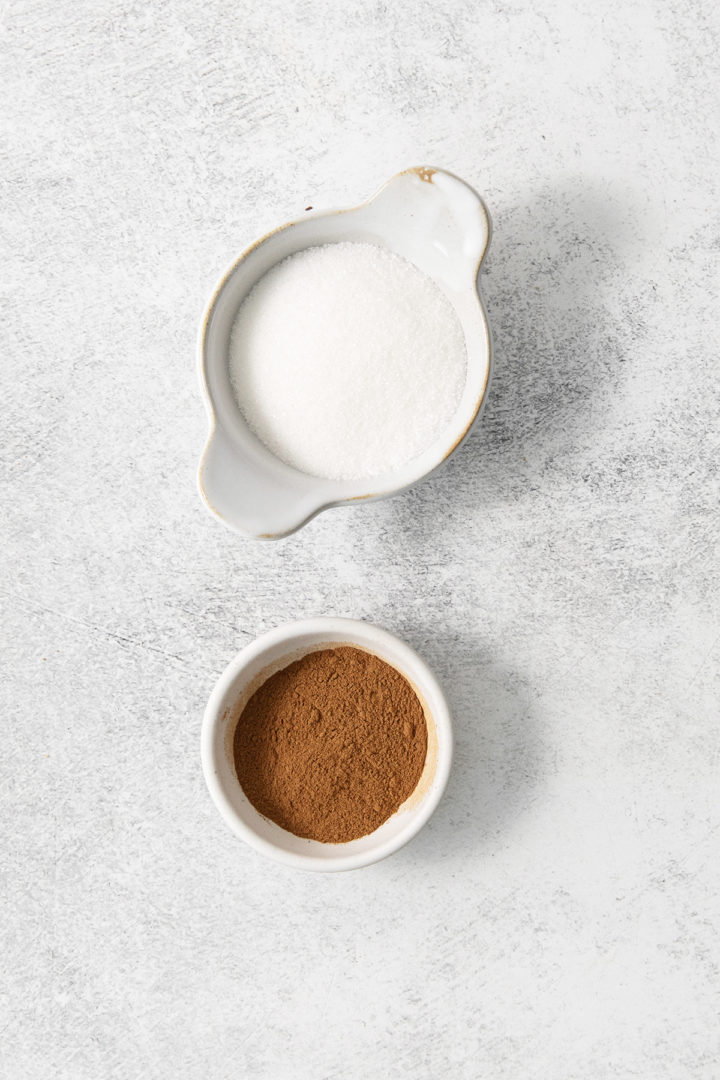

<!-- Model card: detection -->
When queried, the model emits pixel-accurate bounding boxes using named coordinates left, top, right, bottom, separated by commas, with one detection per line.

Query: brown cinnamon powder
left=233, top=646, right=428, bottom=843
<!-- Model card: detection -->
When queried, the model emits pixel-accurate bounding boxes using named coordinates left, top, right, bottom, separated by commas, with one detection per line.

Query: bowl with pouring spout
left=198, top=167, right=492, bottom=539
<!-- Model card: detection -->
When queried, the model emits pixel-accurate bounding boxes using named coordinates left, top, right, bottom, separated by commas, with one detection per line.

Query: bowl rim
left=201, top=617, right=454, bottom=871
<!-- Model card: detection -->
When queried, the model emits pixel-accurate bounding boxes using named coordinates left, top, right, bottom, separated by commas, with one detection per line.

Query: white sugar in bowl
left=198, top=166, right=492, bottom=539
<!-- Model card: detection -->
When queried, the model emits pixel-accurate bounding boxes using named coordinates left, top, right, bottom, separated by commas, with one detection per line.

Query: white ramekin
left=201, top=617, right=453, bottom=872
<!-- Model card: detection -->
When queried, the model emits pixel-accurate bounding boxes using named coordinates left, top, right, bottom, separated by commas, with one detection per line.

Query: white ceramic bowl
left=198, top=166, right=492, bottom=539
left=201, top=618, right=453, bottom=872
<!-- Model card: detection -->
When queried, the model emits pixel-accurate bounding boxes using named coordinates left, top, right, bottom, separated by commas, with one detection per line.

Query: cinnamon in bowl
left=233, top=646, right=427, bottom=843
left=201, top=617, right=453, bottom=871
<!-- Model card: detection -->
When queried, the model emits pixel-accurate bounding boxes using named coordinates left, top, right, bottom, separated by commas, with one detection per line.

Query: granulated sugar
left=228, top=242, right=467, bottom=480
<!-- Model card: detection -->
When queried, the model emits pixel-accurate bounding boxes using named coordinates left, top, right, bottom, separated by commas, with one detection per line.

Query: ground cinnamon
left=233, top=646, right=428, bottom=843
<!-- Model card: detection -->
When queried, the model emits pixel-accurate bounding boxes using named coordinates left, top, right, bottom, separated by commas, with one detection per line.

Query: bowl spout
left=198, top=426, right=325, bottom=540
left=356, top=166, right=491, bottom=291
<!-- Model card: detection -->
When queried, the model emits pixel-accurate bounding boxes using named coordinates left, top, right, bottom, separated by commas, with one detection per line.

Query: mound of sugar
left=228, top=242, right=467, bottom=481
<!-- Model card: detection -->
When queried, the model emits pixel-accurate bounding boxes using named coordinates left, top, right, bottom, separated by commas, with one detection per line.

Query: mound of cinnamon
left=233, top=646, right=428, bottom=843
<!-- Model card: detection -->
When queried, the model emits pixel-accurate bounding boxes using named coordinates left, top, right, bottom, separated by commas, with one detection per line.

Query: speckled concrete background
left=2, top=1, right=719, bottom=1077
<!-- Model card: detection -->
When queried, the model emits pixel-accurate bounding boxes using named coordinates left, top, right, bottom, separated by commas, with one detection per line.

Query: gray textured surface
left=2, top=1, right=719, bottom=1077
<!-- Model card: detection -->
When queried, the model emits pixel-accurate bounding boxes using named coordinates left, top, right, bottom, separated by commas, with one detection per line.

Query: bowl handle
left=362, top=167, right=491, bottom=287
left=198, top=425, right=323, bottom=540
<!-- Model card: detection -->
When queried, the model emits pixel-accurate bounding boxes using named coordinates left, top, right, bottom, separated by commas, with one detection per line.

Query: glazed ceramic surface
left=198, top=167, right=491, bottom=538
left=201, top=618, right=453, bottom=871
